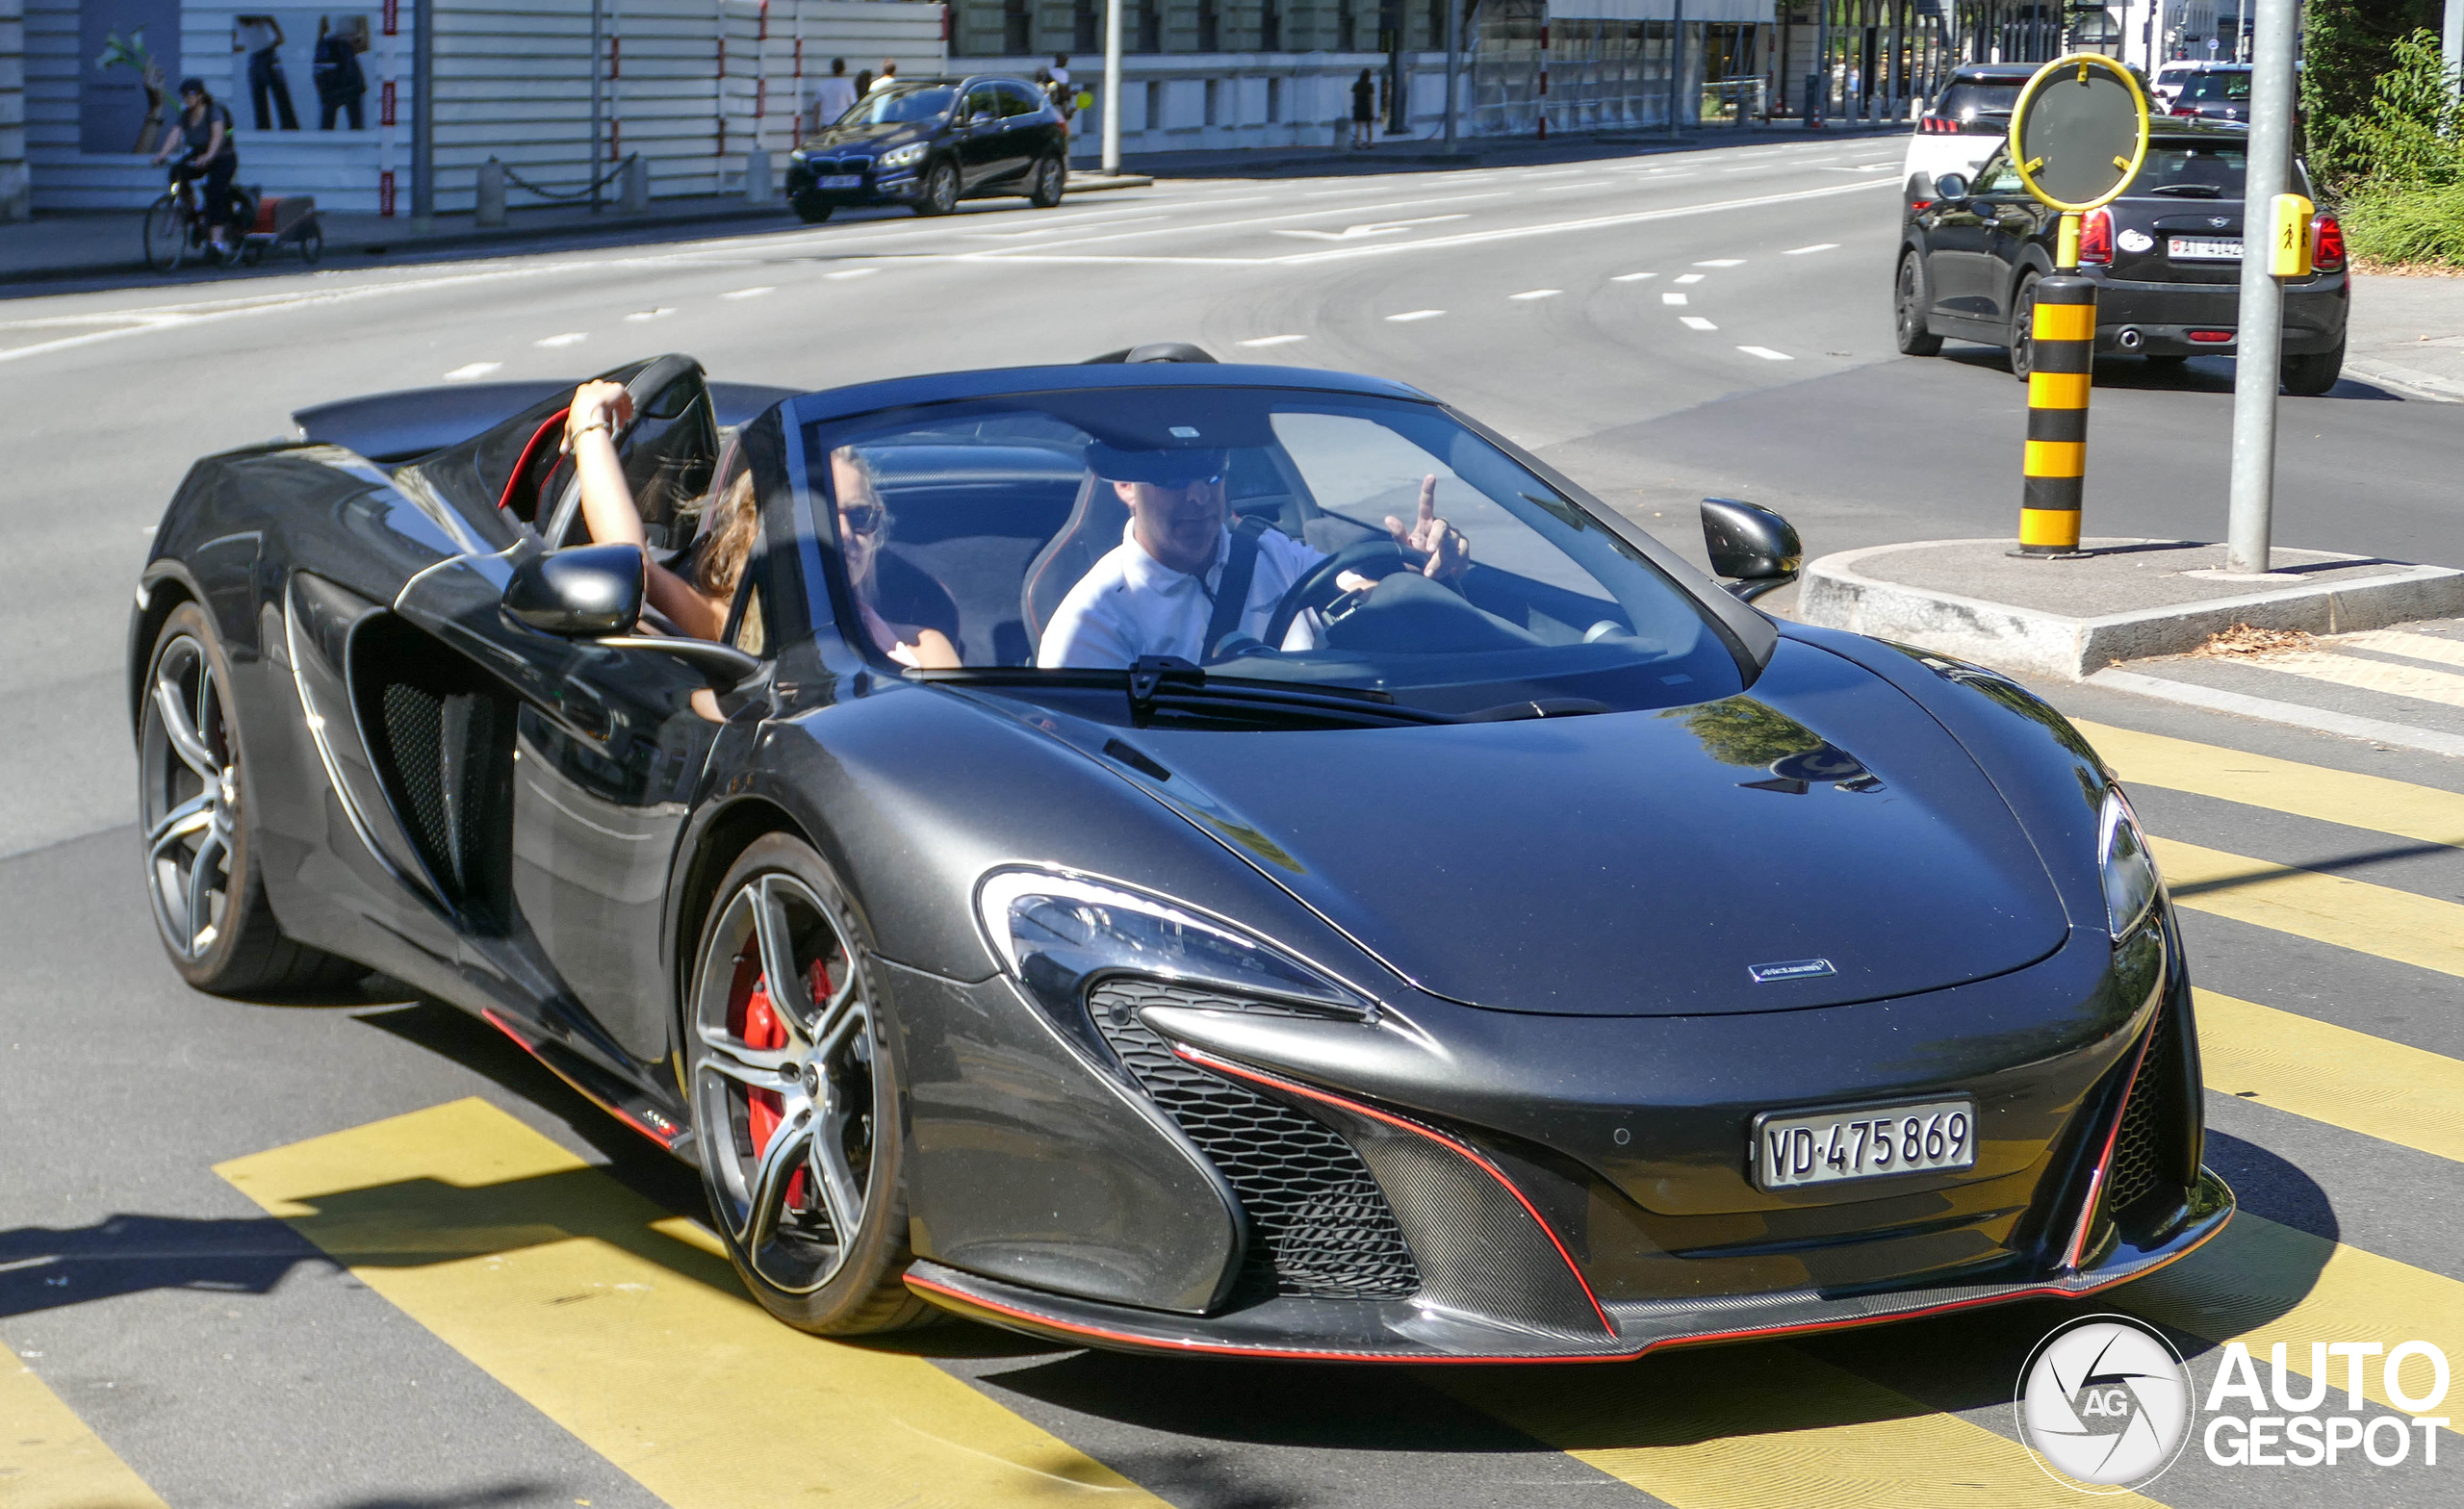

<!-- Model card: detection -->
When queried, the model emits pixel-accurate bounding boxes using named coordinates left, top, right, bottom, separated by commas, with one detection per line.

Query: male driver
left=1038, top=442, right=1468, bottom=670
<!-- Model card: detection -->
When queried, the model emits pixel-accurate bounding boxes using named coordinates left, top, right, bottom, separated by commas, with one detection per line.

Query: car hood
left=1107, top=638, right=2072, bottom=1016
left=801, top=119, right=937, bottom=156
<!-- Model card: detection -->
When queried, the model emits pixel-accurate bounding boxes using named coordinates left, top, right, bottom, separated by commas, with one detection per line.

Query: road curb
left=1797, top=536, right=2464, bottom=681
left=2346, top=357, right=2464, bottom=404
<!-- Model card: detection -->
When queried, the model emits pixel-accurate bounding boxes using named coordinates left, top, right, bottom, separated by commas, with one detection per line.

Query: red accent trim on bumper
left=2065, top=1016, right=2161, bottom=1271
left=479, top=1008, right=682, bottom=1150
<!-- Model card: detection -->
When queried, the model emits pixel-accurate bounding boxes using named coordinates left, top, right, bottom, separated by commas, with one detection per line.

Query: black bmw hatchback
left=786, top=76, right=1069, bottom=221
left=1894, top=120, right=2349, bottom=395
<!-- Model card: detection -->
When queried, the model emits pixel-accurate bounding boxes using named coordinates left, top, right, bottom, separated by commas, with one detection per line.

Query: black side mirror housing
left=1701, top=498, right=1803, bottom=604
left=1934, top=171, right=1970, bottom=200
left=503, top=544, right=645, bottom=636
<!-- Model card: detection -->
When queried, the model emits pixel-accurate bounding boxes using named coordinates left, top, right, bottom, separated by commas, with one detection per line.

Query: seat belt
left=1202, top=514, right=1272, bottom=662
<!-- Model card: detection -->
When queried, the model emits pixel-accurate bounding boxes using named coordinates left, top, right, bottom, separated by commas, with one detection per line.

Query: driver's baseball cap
left=178, top=77, right=208, bottom=95
left=1086, top=441, right=1229, bottom=486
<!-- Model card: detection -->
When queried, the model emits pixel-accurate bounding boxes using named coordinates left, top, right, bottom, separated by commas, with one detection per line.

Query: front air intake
left=2105, top=1002, right=2185, bottom=1215
left=1090, top=980, right=1420, bottom=1302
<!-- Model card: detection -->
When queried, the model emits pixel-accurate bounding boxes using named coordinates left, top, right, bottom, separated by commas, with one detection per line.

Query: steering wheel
left=1259, top=538, right=1406, bottom=652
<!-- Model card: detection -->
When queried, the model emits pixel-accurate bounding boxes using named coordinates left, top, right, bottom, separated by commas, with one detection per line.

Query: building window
left=1339, top=2, right=1356, bottom=50
left=1204, top=77, right=1219, bottom=124
left=1145, top=78, right=1164, bottom=128
left=1268, top=75, right=1283, bottom=120
left=1004, top=0, right=1030, bottom=54
left=1076, top=0, right=1099, bottom=52
left=1262, top=0, right=1281, bottom=50
left=1139, top=0, right=1161, bottom=52
left=1428, top=0, right=1446, bottom=47
left=1198, top=0, right=1219, bottom=51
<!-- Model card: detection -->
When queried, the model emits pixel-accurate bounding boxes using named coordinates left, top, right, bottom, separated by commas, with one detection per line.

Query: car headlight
left=788, top=148, right=807, bottom=163
left=2098, top=787, right=2161, bottom=939
left=879, top=142, right=927, bottom=170
left=976, top=870, right=1372, bottom=1025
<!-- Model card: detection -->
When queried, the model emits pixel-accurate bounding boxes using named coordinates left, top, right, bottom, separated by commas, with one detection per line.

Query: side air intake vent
left=1090, top=979, right=1419, bottom=1302
left=352, top=618, right=516, bottom=926
left=2105, top=1003, right=2184, bottom=1215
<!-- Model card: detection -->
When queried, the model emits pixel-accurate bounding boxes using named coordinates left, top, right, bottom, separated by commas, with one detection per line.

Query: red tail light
left=2079, top=208, right=2114, bottom=265
left=2312, top=213, right=2347, bottom=273
left=2169, top=105, right=2198, bottom=117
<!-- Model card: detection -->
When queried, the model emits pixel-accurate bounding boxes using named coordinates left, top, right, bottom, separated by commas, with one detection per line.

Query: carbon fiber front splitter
left=905, top=1169, right=2234, bottom=1363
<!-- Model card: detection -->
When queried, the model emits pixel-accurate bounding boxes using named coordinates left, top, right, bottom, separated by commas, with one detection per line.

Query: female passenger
left=150, top=79, right=241, bottom=259
left=562, top=381, right=959, bottom=667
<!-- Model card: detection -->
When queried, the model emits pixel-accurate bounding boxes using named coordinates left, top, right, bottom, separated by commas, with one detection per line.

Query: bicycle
left=142, top=170, right=253, bottom=273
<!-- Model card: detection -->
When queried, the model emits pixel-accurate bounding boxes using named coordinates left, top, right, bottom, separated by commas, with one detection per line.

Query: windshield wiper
left=2148, top=184, right=2225, bottom=197
left=908, top=659, right=1450, bottom=729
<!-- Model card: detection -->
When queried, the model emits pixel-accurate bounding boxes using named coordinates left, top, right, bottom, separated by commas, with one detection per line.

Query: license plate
left=2169, top=236, right=2242, bottom=261
left=1752, top=1098, right=1976, bottom=1191
left=816, top=174, right=863, bottom=190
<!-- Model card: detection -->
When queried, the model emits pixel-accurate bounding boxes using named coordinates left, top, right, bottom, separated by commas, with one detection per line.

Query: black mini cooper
left=786, top=76, right=1068, bottom=221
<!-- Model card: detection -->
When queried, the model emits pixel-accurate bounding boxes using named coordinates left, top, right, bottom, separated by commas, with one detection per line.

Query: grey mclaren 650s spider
left=129, top=345, right=2229, bottom=1360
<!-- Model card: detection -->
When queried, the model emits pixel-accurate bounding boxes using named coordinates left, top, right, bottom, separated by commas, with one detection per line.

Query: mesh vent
left=1090, top=980, right=1419, bottom=1301
left=364, top=651, right=513, bottom=922
left=381, top=683, right=451, bottom=873
left=2105, top=1005, right=2181, bottom=1215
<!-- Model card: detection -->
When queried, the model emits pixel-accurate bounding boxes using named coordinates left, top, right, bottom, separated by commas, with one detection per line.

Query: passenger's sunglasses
left=838, top=502, right=885, bottom=536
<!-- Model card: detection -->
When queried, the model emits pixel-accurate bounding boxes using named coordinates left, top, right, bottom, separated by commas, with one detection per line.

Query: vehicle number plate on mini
left=2169, top=237, right=2242, bottom=261
left=816, top=174, right=863, bottom=190
left=1752, top=1098, right=1975, bottom=1191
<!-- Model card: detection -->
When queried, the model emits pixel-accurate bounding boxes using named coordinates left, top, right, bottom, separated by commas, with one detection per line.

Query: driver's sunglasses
left=838, top=501, right=885, bottom=536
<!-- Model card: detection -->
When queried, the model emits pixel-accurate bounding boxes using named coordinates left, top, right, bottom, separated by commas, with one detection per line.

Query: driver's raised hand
left=1386, top=474, right=1471, bottom=579
left=563, top=380, right=634, bottom=451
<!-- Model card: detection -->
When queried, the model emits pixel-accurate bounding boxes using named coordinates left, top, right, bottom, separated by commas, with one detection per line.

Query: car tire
left=1028, top=155, right=1065, bottom=209
left=916, top=163, right=960, bottom=217
left=139, top=601, right=366, bottom=998
left=2282, top=340, right=2345, bottom=396
left=792, top=198, right=835, bottom=224
left=682, top=833, right=937, bottom=1336
left=2007, top=272, right=2041, bottom=381
left=1894, top=250, right=1943, bottom=357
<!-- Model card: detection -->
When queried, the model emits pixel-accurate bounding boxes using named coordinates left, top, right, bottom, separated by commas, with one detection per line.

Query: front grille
left=2105, top=1005, right=2182, bottom=1214
left=1090, top=980, right=1419, bottom=1301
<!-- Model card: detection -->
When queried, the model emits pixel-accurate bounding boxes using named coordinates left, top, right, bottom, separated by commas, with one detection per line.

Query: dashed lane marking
left=2076, top=719, right=2464, bottom=847
left=1785, top=243, right=1841, bottom=254
left=1680, top=317, right=1718, bottom=331
left=216, top=1099, right=1164, bottom=1509
left=534, top=332, right=588, bottom=347
left=824, top=268, right=879, bottom=279
left=1509, top=289, right=1562, bottom=300
left=443, top=362, right=502, bottom=380
left=2195, top=988, right=2464, bottom=1164
left=1385, top=309, right=1447, bottom=321
left=1695, top=258, right=1746, bottom=267
left=1537, top=182, right=1613, bottom=192
left=1674, top=273, right=1706, bottom=284
left=1610, top=271, right=1658, bottom=281
left=1736, top=345, right=1793, bottom=360
left=0, top=1348, right=171, bottom=1508
left=1238, top=334, right=1307, bottom=346
left=2147, top=834, right=2464, bottom=979
left=624, top=308, right=673, bottom=321
left=1661, top=293, right=1688, bottom=305
left=719, top=286, right=776, bottom=300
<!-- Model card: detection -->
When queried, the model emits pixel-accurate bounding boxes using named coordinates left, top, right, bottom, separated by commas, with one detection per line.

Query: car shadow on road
left=1937, top=344, right=2408, bottom=402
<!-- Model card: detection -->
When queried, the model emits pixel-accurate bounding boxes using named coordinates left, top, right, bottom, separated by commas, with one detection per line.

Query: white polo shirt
left=1038, top=521, right=1325, bottom=670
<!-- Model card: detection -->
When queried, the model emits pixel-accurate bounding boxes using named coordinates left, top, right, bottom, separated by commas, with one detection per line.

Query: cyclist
left=150, top=79, right=241, bottom=261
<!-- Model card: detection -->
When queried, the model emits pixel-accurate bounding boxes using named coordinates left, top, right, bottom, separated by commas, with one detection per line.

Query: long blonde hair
left=692, top=470, right=759, bottom=601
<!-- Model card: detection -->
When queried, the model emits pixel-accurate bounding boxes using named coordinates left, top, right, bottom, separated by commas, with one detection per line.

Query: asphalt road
left=3, top=137, right=2460, bottom=1509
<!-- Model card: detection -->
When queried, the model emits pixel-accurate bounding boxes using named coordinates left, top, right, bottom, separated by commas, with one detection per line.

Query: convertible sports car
left=130, top=347, right=2231, bottom=1360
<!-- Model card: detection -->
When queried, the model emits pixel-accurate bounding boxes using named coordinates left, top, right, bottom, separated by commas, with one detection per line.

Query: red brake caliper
left=728, top=953, right=837, bottom=1218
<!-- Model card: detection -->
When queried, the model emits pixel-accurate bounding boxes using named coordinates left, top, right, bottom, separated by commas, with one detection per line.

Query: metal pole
left=1444, top=0, right=1460, bottom=146
left=2445, top=0, right=2462, bottom=101
left=1101, top=0, right=1122, bottom=173
left=2223, top=0, right=2297, bottom=574
left=1669, top=0, right=1685, bottom=131
left=412, top=0, right=434, bottom=229
left=591, top=0, right=605, bottom=212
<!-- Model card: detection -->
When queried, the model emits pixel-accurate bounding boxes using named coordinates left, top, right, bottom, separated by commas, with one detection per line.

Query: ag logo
left=2015, top=1315, right=2195, bottom=1493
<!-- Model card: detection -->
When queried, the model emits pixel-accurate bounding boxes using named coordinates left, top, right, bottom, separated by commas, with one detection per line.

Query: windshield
left=2180, top=71, right=2250, bottom=104
left=2133, top=141, right=2255, bottom=197
left=838, top=85, right=956, bottom=126
left=1935, top=80, right=2021, bottom=123
left=801, top=390, right=1744, bottom=722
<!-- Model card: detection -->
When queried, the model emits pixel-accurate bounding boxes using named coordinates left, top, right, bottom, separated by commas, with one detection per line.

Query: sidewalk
left=2345, top=269, right=2464, bottom=401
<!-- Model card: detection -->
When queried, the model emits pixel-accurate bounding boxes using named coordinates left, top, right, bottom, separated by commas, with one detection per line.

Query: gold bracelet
left=571, top=419, right=611, bottom=440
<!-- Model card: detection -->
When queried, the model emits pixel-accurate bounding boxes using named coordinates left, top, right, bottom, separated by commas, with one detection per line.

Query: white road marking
left=1238, top=334, right=1307, bottom=346
left=624, top=308, right=674, bottom=321
left=1520, top=168, right=1586, bottom=178
left=720, top=286, right=775, bottom=299
left=444, top=362, right=503, bottom=380
left=1662, top=293, right=1688, bottom=305
left=1785, top=243, right=1840, bottom=255
left=1674, top=273, right=1705, bottom=284
left=1611, top=271, right=1658, bottom=282
left=533, top=332, right=588, bottom=347
left=971, top=193, right=1509, bottom=255
left=1274, top=214, right=1471, bottom=242
left=1385, top=309, right=1446, bottom=322
left=1509, top=289, right=1562, bottom=300
left=824, top=267, right=880, bottom=278
left=1680, top=316, right=1719, bottom=331
left=1303, top=187, right=1382, bottom=196
left=1737, top=345, right=1794, bottom=361
left=1537, top=182, right=1612, bottom=192
left=1695, top=258, right=1745, bottom=267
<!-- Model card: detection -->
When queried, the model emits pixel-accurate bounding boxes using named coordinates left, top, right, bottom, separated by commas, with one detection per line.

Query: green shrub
left=2341, top=180, right=2464, bottom=269
left=2340, top=31, right=2464, bottom=192
left=2302, top=0, right=2444, bottom=187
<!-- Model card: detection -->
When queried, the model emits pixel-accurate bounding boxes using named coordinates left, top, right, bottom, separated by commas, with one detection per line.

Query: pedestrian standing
left=311, top=17, right=367, bottom=131
left=233, top=15, right=299, bottom=131
left=1350, top=68, right=1375, bottom=149
left=869, top=60, right=899, bottom=94
left=810, top=57, right=858, bottom=132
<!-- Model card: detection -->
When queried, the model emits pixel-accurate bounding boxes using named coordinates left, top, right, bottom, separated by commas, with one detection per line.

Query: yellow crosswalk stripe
left=2123, top=1212, right=2464, bottom=1430
left=215, top=1098, right=1163, bottom=1509
left=2222, top=651, right=2464, bottom=711
left=1438, top=1342, right=2166, bottom=1507
left=2335, top=629, right=2464, bottom=671
left=2145, top=835, right=2464, bottom=980
left=2074, top=720, right=2464, bottom=847
left=2195, top=988, right=2464, bottom=1164
left=0, top=1349, right=169, bottom=1508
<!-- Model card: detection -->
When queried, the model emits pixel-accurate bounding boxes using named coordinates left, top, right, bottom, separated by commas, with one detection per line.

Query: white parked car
left=1902, top=64, right=2037, bottom=211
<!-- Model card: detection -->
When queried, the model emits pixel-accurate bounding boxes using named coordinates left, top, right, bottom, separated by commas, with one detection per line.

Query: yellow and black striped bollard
left=2016, top=272, right=2097, bottom=557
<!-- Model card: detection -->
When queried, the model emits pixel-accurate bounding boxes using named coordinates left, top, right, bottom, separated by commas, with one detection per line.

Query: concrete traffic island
left=1795, top=537, right=2464, bottom=681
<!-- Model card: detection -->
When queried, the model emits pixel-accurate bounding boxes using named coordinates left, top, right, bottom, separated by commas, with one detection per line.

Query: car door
left=955, top=83, right=1009, bottom=189
left=1926, top=150, right=2027, bottom=322
left=990, top=81, right=1049, bottom=184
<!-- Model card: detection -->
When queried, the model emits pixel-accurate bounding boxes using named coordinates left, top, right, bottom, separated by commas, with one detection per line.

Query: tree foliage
left=2301, top=0, right=2444, bottom=188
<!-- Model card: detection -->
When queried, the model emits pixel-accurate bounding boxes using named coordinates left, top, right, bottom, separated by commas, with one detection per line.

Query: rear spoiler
left=294, top=380, right=804, bottom=464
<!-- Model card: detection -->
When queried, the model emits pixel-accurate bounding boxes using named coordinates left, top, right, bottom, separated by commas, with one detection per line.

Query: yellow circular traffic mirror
left=2010, top=54, right=2151, bottom=213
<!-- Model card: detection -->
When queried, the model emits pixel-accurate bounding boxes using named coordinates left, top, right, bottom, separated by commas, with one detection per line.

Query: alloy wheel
left=2009, top=277, right=2040, bottom=380
left=689, top=872, right=877, bottom=1295
left=140, top=633, right=235, bottom=959
left=921, top=164, right=958, bottom=217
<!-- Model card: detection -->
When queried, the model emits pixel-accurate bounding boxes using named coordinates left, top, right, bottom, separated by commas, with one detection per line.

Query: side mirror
left=1933, top=171, right=1969, bottom=200
left=1701, top=498, right=1803, bottom=604
left=504, top=544, right=643, bottom=636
